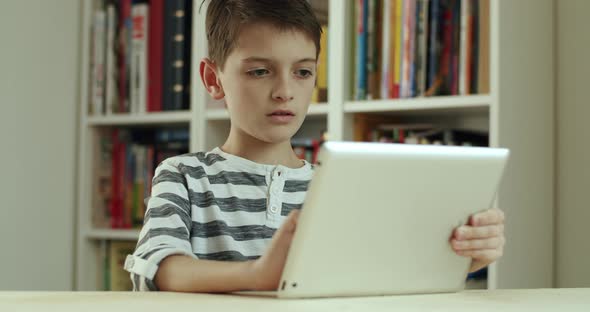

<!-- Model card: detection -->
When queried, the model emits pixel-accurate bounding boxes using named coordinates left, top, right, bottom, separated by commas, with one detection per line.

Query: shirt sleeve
left=123, top=157, right=197, bottom=291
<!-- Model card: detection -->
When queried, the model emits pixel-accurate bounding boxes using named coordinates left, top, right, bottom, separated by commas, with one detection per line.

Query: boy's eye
left=247, top=69, right=270, bottom=77
left=296, top=69, right=313, bottom=78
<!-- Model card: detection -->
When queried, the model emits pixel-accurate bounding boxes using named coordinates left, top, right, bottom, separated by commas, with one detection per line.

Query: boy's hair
left=203, top=0, right=323, bottom=70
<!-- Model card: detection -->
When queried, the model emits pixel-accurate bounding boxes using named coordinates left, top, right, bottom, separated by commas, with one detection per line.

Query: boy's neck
left=220, top=128, right=304, bottom=169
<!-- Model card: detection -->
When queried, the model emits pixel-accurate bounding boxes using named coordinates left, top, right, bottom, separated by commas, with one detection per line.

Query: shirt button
left=270, top=205, right=279, bottom=213
left=125, top=256, right=135, bottom=269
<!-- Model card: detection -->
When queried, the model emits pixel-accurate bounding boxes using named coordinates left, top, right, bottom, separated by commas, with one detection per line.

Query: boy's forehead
left=229, top=22, right=316, bottom=62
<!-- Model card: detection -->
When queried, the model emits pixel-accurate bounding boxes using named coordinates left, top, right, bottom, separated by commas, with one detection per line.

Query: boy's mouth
left=267, top=109, right=295, bottom=124
left=268, top=109, right=295, bottom=116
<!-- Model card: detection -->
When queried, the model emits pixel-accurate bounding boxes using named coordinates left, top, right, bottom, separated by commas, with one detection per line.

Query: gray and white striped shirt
left=124, top=147, right=314, bottom=291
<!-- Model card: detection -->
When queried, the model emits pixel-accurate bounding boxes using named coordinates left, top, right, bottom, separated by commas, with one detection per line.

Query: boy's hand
left=450, top=208, right=506, bottom=273
left=248, top=210, right=300, bottom=291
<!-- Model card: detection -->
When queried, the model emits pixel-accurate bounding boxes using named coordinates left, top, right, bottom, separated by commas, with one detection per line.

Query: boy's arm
left=154, top=210, right=300, bottom=292
left=154, top=256, right=254, bottom=292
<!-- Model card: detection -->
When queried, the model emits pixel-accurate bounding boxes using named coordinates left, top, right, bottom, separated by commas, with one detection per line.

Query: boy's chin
left=256, top=130, right=299, bottom=145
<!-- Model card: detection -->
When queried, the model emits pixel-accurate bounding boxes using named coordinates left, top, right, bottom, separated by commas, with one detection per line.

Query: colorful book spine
left=400, top=0, right=415, bottom=98
left=450, top=0, right=461, bottom=95
left=131, top=3, right=149, bottom=114
left=118, top=0, right=132, bottom=113
left=477, top=0, right=489, bottom=94
left=459, top=0, right=469, bottom=95
left=380, top=0, right=392, bottom=99
left=414, top=0, right=429, bottom=96
left=426, top=0, right=440, bottom=95
left=469, top=0, right=479, bottom=94
left=163, top=0, right=192, bottom=110
left=354, top=0, right=368, bottom=100
left=440, top=0, right=454, bottom=95
left=105, top=4, right=118, bottom=115
left=393, top=0, right=402, bottom=98
left=313, top=25, right=328, bottom=103
left=148, top=0, right=164, bottom=112
left=91, top=9, right=106, bottom=115
left=367, top=0, right=381, bottom=100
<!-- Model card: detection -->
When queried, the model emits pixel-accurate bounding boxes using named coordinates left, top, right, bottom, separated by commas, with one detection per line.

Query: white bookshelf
left=86, top=111, right=193, bottom=126
left=344, top=95, right=491, bottom=114
left=85, top=229, right=141, bottom=241
left=75, top=0, right=554, bottom=291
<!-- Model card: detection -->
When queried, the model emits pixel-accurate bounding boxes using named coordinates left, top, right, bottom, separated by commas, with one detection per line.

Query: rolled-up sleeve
left=124, top=158, right=197, bottom=291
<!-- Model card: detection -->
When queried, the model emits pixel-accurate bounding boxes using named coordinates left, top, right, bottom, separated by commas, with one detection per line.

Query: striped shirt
left=123, top=147, right=314, bottom=291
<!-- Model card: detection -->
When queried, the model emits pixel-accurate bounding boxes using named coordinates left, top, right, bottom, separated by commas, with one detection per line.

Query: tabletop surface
left=1, top=288, right=589, bottom=311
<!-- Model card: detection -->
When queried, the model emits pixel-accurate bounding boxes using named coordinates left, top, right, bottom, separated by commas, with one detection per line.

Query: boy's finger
left=455, top=249, right=503, bottom=261
left=454, top=224, right=504, bottom=240
left=277, top=209, right=300, bottom=236
left=469, top=208, right=505, bottom=226
left=451, top=236, right=505, bottom=250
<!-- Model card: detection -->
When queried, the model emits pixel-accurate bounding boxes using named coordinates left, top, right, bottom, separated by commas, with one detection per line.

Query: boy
left=124, top=0, right=506, bottom=292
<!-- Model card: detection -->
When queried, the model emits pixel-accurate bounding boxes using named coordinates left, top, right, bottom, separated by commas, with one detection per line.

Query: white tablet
left=242, top=141, right=509, bottom=298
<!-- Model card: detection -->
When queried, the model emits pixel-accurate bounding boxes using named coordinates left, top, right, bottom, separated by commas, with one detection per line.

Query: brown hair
left=203, top=0, right=323, bottom=70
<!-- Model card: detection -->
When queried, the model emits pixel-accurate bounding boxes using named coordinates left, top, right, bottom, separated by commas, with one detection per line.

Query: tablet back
left=278, top=142, right=509, bottom=298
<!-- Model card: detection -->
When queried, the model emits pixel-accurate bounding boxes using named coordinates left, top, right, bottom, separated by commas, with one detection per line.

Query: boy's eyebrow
left=242, top=57, right=317, bottom=64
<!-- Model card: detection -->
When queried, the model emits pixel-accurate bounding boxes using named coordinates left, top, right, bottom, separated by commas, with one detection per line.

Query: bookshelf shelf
left=344, top=95, right=491, bottom=115
left=205, top=103, right=330, bottom=121
left=205, top=108, right=228, bottom=120
left=307, top=103, right=330, bottom=115
left=85, top=229, right=141, bottom=241
left=86, top=111, right=192, bottom=126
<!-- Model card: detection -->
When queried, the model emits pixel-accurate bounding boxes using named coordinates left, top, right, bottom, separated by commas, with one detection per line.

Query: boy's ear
left=199, top=58, right=225, bottom=100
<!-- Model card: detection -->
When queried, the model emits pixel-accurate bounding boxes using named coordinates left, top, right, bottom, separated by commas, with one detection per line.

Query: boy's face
left=216, top=22, right=317, bottom=144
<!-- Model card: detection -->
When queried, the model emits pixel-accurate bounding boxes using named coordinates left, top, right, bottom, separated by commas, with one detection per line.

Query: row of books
left=89, top=0, right=192, bottom=116
left=354, top=114, right=488, bottom=146
left=94, top=128, right=190, bottom=229
left=367, top=124, right=488, bottom=146
left=292, top=138, right=322, bottom=165
left=353, top=0, right=489, bottom=101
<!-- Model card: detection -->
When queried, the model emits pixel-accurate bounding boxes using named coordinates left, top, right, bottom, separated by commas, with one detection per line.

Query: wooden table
left=1, top=288, right=588, bottom=311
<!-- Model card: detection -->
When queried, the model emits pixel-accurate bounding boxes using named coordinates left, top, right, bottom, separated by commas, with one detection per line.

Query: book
left=426, top=0, right=441, bottom=96
left=450, top=0, right=461, bottom=95
left=354, top=0, right=368, bottom=100
left=109, top=241, right=137, bottom=291
left=147, top=0, right=164, bottom=112
left=469, top=0, right=479, bottom=94
left=367, top=0, right=381, bottom=100
left=477, top=0, right=490, bottom=94
left=312, top=25, right=328, bottom=103
left=94, top=129, right=113, bottom=228
left=130, top=2, right=149, bottom=114
left=380, top=0, right=391, bottom=99
left=414, top=0, right=429, bottom=96
left=105, top=3, right=119, bottom=115
left=392, top=0, right=403, bottom=98
left=459, top=0, right=468, bottom=95
left=118, top=0, right=132, bottom=113
left=163, top=0, right=192, bottom=110
left=400, top=0, right=416, bottom=98
left=91, top=8, right=106, bottom=115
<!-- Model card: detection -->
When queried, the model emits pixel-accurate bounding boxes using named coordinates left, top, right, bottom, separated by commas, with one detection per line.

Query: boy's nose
left=271, top=75, right=294, bottom=102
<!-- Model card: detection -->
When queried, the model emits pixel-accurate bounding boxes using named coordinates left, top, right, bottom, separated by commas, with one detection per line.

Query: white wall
left=556, top=0, right=590, bottom=287
left=0, top=0, right=80, bottom=290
